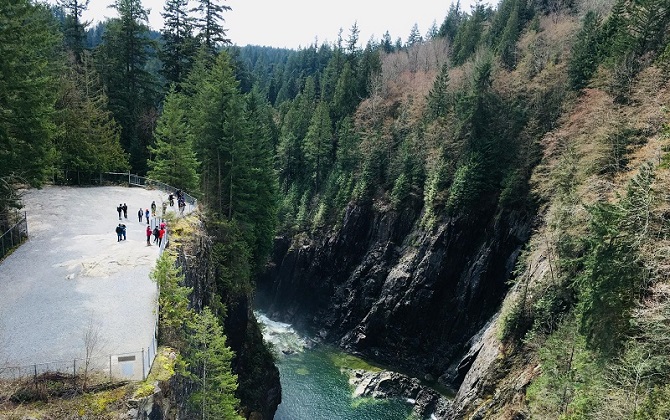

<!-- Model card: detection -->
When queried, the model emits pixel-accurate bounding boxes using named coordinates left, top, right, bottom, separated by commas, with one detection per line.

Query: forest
left=3, top=0, right=670, bottom=417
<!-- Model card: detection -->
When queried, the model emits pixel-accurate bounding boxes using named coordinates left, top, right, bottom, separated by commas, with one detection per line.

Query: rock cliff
left=176, top=220, right=281, bottom=419
left=257, top=198, right=532, bottom=394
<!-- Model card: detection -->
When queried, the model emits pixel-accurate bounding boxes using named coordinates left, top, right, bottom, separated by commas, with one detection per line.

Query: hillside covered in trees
left=3, top=0, right=670, bottom=417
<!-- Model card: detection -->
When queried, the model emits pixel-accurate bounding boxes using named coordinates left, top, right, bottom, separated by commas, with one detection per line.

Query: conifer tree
left=568, top=11, right=602, bottom=90
left=427, top=62, right=451, bottom=119
left=381, top=31, right=394, bottom=53
left=303, top=101, right=333, bottom=192
left=332, top=61, right=358, bottom=122
left=191, top=52, right=250, bottom=219
left=161, top=0, right=198, bottom=87
left=54, top=53, right=128, bottom=180
left=438, top=1, right=462, bottom=42
left=193, top=0, right=232, bottom=55
left=57, top=0, right=90, bottom=63
left=186, top=308, right=242, bottom=420
left=96, top=0, right=159, bottom=173
left=244, top=88, right=279, bottom=266
left=452, top=2, right=489, bottom=65
left=147, top=87, right=199, bottom=192
left=407, top=23, right=423, bottom=47
left=0, top=0, right=60, bottom=222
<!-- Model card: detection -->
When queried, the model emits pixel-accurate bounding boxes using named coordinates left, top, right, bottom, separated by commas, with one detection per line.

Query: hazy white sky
left=71, top=0, right=486, bottom=49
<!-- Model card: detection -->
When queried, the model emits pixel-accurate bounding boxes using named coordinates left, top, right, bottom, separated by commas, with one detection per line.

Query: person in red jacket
left=158, top=226, right=165, bottom=247
left=146, top=225, right=152, bottom=246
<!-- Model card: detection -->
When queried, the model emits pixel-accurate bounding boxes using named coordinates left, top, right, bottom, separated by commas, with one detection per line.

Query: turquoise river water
left=256, top=313, right=418, bottom=420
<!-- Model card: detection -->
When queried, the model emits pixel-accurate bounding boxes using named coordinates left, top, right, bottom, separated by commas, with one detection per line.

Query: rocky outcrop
left=257, top=199, right=532, bottom=393
left=350, top=370, right=452, bottom=418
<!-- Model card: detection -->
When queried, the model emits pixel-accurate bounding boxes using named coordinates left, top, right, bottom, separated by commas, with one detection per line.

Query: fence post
left=142, top=348, right=145, bottom=380
left=73, top=359, right=76, bottom=388
left=109, top=355, right=112, bottom=382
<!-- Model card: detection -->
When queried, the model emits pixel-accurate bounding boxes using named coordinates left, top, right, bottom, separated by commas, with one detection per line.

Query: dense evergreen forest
left=3, top=0, right=670, bottom=417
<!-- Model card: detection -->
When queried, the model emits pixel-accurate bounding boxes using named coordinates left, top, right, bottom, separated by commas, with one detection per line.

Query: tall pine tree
left=57, top=0, right=89, bottom=63
left=0, top=1, right=61, bottom=225
left=193, top=0, right=232, bottom=55
left=96, top=0, right=159, bottom=173
left=147, top=87, right=199, bottom=192
left=161, top=0, right=198, bottom=87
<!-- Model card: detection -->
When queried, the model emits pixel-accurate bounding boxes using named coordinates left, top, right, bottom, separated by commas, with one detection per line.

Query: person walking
left=145, top=208, right=150, bottom=224
left=122, top=203, right=128, bottom=219
left=168, top=193, right=174, bottom=207
left=146, top=225, right=152, bottom=246
left=117, top=204, right=123, bottom=220
left=158, top=226, right=165, bottom=247
left=115, top=224, right=123, bottom=242
left=153, top=226, right=159, bottom=244
left=138, top=208, right=143, bottom=223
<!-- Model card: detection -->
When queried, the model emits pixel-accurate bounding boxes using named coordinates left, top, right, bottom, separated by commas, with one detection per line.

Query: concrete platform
left=0, top=185, right=171, bottom=372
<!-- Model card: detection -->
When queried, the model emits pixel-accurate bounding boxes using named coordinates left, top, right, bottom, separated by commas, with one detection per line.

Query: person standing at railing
left=150, top=201, right=156, bottom=217
left=158, top=225, right=165, bottom=247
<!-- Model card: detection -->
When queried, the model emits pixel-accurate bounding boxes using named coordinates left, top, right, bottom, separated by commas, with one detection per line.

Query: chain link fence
left=0, top=329, right=158, bottom=382
left=0, top=212, right=27, bottom=261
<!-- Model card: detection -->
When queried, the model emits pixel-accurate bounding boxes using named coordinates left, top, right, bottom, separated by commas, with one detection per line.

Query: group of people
left=115, top=188, right=189, bottom=245
left=146, top=221, right=166, bottom=247
left=169, top=190, right=187, bottom=215
left=115, top=200, right=168, bottom=247
left=115, top=203, right=128, bottom=241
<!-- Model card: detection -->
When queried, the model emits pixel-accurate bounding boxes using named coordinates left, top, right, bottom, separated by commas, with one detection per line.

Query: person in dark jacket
left=138, top=208, right=143, bottom=223
left=115, top=224, right=123, bottom=242
left=153, top=226, right=159, bottom=244
left=122, top=203, right=128, bottom=219
left=117, top=204, right=122, bottom=220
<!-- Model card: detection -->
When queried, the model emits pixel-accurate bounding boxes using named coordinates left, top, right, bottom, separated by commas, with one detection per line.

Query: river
left=256, top=312, right=417, bottom=420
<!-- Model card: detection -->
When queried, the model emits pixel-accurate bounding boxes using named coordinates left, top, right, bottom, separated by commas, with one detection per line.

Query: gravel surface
left=0, top=185, right=175, bottom=368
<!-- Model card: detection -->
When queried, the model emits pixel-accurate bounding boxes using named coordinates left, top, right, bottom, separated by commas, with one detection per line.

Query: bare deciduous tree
left=81, top=317, right=104, bottom=391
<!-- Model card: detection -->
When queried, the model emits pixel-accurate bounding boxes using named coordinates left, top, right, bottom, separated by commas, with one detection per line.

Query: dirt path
left=0, top=185, right=173, bottom=370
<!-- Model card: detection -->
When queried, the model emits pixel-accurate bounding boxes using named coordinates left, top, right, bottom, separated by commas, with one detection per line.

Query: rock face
left=257, top=200, right=532, bottom=392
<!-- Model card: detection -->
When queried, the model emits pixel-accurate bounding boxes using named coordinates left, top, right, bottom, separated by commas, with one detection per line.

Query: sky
left=71, top=0, right=486, bottom=49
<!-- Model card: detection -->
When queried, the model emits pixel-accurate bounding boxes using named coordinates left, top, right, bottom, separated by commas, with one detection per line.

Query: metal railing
left=103, top=172, right=197, bottom=210
left=0, top=212, right=28, bottom=261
